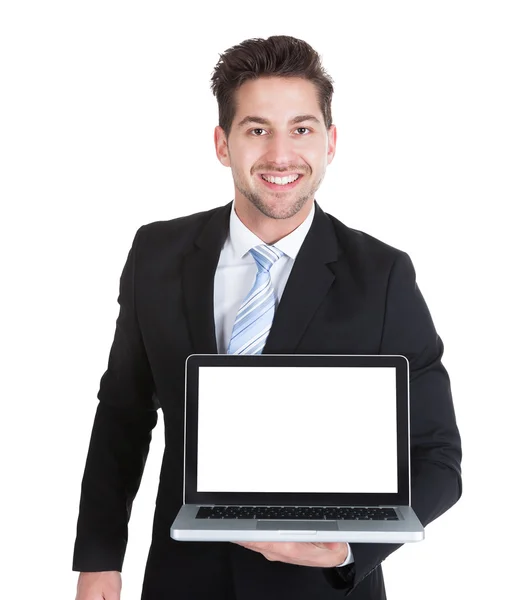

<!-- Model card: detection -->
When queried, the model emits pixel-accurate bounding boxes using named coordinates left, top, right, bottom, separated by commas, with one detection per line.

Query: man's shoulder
left=324, top=210, right=408, bottom=266
left=133, top=203, right=229, bottom=252
left=140, top=204, right=226, bottom=235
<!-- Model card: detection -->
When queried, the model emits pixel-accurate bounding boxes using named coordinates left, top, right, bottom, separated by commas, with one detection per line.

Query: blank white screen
left=196, top=366, right=398, bottom=493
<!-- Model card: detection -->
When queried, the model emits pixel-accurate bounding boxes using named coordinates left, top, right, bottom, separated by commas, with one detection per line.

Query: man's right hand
left=75, top=571, right=122, bottom=600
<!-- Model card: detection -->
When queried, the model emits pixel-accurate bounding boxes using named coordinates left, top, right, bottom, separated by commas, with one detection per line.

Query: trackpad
left=257, top=521, right=338, bottom=531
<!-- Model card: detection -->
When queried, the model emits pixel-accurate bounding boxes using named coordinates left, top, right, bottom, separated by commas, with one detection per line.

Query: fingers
left=311, top=541, right=342, bottom=551
left=233, top=540, right=345, bottom=568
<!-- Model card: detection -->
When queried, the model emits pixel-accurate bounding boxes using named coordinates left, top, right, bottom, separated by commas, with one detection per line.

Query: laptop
left=170, top=354, right=424, bottom=543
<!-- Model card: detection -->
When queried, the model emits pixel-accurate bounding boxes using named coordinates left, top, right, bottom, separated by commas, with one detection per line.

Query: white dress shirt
left=212, top=201, right=354, bottom=568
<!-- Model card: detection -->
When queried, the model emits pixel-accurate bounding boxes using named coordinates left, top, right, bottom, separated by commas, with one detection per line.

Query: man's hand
left=75, top=571, right=122, bottom=600
left=233, top=541, right=348, bottom=568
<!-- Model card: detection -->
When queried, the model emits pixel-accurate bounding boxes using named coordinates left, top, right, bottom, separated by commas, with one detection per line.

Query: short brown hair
left=210, top=35, right=334, bottom=139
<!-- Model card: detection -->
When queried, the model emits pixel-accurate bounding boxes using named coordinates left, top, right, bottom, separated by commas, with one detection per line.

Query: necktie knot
left=249, top=244, right=283, bottom=274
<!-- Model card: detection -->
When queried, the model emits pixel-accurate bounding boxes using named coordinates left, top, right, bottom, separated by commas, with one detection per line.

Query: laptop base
left=170, top=504, right=424, bottom=543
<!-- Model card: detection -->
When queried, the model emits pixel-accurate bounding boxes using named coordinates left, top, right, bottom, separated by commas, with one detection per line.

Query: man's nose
left=265, top=132, right=298, bottom=165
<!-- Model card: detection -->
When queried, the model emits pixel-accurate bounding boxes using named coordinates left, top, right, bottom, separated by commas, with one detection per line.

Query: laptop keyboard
left=196, top=506, right=399, bottom=520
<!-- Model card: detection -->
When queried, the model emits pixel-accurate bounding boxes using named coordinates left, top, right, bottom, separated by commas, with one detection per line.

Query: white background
left=1, top=1, right=526, bottom=598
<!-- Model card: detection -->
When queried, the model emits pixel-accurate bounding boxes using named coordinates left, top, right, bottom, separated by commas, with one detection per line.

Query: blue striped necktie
left=226, top=244, right=284, bottom=355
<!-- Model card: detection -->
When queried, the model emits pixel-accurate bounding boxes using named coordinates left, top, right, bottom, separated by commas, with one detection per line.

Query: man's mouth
left=258, top=173, right=304, bottom=190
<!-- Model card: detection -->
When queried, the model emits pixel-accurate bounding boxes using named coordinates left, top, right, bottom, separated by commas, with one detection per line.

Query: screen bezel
left=183, top=354, right=410, bottom=506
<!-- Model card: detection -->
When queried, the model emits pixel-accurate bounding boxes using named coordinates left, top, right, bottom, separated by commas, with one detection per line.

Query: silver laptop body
left=170, top=354, right=424, bottom=543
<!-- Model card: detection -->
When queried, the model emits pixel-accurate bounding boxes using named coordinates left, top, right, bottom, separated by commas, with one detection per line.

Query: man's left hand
left=233, top=541, right=348, bottom=568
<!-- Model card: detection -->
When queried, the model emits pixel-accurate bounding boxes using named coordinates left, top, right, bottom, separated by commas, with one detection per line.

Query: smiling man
left=73, top=35, right=462, bottom=600
left=216, top=76, right=334, bottom=237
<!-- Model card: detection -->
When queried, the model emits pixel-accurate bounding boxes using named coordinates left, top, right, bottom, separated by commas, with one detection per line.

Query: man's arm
left=73, top=226, right=159, bottom=572
left=323, top=251, right=463, bottom=594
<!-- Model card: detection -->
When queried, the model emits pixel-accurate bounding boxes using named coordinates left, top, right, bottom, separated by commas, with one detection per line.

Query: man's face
left=215, top=76, right=336, bottom=220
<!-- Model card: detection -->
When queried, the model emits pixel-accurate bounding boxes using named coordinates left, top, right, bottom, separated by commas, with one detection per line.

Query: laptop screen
left=195, top=365, right=398, bottom=494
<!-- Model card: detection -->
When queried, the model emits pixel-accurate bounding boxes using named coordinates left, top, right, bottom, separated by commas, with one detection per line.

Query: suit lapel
left=181, top=202, right=231, bottom=354
left=264, top=201, right=339, bottom=354
left=181, top=200, right=339, bottom=355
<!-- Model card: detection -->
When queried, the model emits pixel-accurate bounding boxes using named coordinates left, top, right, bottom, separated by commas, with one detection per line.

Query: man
left=73, top=35, right=462, bottom=600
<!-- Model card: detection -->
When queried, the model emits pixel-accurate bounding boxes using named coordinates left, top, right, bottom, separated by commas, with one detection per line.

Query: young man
left=73, top=35, right=462, bottom=600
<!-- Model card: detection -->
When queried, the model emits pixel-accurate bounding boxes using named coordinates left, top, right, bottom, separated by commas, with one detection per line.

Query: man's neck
left=234, top=199, right=314, bottom=244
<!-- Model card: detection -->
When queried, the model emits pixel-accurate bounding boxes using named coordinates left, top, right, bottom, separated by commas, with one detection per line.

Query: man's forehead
left=231, top=77, right=325, bottom=131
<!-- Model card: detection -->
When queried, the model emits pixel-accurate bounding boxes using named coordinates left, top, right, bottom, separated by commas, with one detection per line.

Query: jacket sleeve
left=72, top=226, right=159, bottom=572
left=322, top=251, right=463, bottom=595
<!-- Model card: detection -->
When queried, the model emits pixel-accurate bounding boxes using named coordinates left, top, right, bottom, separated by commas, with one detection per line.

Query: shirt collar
left=229, top=201, right=315, bottom=260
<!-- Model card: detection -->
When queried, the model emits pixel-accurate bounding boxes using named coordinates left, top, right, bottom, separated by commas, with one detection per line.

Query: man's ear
left=327, top=124, right=337, bottom=165
left=214, top=126, right=230, bottom=167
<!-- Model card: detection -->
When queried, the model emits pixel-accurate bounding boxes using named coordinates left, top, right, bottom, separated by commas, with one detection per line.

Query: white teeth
left=261, top=174, right=300, bottom=185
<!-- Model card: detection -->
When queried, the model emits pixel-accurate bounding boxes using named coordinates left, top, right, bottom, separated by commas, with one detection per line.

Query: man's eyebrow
left=236, top=114, right=321, bottom=128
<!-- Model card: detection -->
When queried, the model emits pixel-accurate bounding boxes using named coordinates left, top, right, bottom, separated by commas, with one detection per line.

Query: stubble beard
left=234, top=171, right=325, bottom=220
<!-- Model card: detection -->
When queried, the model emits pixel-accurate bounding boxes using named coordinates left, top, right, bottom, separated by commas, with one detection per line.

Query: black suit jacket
left=73, top=200, right=462, bottom=599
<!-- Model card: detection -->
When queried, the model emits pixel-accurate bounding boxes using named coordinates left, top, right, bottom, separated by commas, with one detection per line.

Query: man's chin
left=249, top=195, right=310, bottom=221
